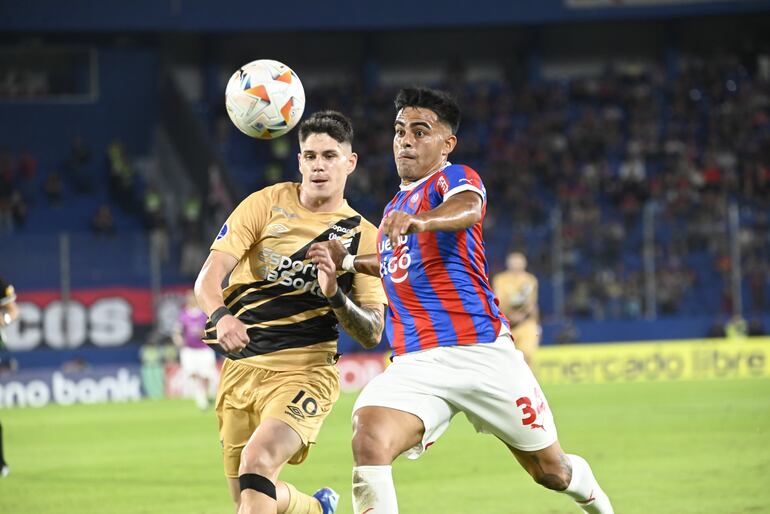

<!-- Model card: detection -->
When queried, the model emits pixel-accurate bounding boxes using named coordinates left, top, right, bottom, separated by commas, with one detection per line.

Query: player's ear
left=347, top=152, right=358, bottom=175
left=443, top=134, right=457, bottom=156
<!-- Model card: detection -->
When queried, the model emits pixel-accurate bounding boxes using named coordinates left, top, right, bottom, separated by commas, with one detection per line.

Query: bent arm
left=416, top=191, right=483, bottom=232
left=194, top=250, right=238, bottom=316
left=381, top=191, right=483, bottom=244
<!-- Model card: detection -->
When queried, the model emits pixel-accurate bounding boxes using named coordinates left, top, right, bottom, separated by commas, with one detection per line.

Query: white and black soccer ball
left=225, top=59, right=306, bottom=140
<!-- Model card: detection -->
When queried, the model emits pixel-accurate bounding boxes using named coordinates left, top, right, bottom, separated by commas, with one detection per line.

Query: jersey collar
left=399, top=162, right=452, bottom=192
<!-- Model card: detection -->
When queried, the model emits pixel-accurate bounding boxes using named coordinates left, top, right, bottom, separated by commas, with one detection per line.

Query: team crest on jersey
left=409, top=192, right=420, bottom=207
left=215, top=223, right=228, bottom=241
left=267, top=223, right=290, bottom=236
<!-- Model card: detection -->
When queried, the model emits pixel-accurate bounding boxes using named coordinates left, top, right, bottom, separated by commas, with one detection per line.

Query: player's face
left=393, top=107, right=457, bottom=184
left=507, top=253, right=527, bottom=272
left=298, top=133, right=357, bottom=206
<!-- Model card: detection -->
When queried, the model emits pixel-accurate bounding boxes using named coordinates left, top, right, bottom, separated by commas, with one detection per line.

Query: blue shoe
left=312, top=487, right=340, bottom=514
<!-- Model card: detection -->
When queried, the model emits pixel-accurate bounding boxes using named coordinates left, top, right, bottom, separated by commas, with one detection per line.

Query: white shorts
left=180, top=346, right=218, bottom=381
left=353, top=335, right=558, bottom=459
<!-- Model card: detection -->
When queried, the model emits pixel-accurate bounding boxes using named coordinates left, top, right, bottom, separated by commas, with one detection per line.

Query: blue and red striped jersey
left=378, top=163, right=509, bottom=356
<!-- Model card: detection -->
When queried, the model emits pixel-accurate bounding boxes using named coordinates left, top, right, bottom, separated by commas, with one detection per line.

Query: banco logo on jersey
left=379, top=235, right=411, bottom=283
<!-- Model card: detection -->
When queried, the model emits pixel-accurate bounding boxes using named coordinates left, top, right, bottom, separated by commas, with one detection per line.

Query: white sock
left=192, top=380, right=209, bottom=410
left=352, top=465, right=398, bottom=514
left=563, top=454, right=614, bottom=514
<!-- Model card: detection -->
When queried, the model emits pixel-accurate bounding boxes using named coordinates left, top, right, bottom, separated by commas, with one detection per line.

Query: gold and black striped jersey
left=204, top=182, right=386, bottom=370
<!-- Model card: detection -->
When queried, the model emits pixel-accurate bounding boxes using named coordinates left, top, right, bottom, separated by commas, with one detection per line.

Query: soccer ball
left=225, top=59, right=306, bottom=140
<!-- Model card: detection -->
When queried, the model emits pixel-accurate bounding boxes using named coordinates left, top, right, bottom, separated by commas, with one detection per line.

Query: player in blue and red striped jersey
left=310, top=87, right=613, bottom=514
left=376, top=159, right=507, bottom=356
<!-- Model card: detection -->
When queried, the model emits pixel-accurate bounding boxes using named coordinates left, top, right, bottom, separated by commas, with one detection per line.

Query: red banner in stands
left=4, top=286, right=189, bottom=351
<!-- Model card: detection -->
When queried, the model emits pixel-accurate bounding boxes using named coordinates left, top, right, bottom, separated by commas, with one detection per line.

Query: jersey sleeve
left=350, top=223, right=388, bottom=306
left=434, top=164, right=486, bottom=204
left=210, top=190, right=270, bottom=260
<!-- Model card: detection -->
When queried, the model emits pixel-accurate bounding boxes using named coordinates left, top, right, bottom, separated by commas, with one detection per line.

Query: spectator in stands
left=91, top=204, right=116, bottom=237
left=107, top=139, right=134, bottom=212
left=180, top=237, right=206, bottom=278
left=206, top=164, right=233, bottom=228
left=0, top=198, right=12, bottom=235
left=143, top=185, right=169, bottom=263
left=181, top=194, right=202, bottom=238
left=180, top=195, right=206, bottom=277
left=0, top=153, right=14, bottom=200
left=66, top=135, right=94, bottom=193
left=9, top=190, right=27, bottom=229
left=16, top=150, right=37, bottom=206
left=42, top=170, right=63, bottom=206
left=746, top=258, right=767, bottom=314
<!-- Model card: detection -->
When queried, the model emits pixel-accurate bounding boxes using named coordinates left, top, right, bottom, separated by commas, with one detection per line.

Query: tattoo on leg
left=560, top=453, right=573, bottom=486
left=530, top=453, right=572, bottom=491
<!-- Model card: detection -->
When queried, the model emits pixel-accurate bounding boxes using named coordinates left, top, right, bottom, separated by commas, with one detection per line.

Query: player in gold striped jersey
left=194, top=111, right=387, bottom=514
left=492, top=251, right=541, bottom=365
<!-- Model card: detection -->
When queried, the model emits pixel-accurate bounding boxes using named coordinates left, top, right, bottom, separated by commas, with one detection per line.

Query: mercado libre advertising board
left=533, top=338, right=770, bottom=384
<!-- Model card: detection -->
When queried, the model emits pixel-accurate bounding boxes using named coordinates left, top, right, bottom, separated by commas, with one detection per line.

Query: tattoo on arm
left=331, top=300, right=384, bottom=349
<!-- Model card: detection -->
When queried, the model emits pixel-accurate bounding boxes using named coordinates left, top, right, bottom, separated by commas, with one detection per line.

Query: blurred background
left=0, top=0, right=769, bottom=398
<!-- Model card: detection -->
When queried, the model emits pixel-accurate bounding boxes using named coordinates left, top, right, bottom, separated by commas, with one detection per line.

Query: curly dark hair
left=394, top=87, right=461, bottom=134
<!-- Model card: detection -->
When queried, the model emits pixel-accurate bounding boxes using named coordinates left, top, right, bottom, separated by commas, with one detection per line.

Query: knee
left=352, top=427, right=391, bottom=465
left=352, top=419, right=399, bottom=466
left=238, top=444, right=280, bottom=478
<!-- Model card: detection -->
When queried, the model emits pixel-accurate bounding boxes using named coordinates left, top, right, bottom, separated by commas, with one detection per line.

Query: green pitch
left=1, top=378, right=769, bottom=513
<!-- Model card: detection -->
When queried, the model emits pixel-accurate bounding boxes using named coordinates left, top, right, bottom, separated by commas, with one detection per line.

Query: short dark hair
left=298, top=110, right=354, bottom=145
left=394, top=87, right=461, bottom=134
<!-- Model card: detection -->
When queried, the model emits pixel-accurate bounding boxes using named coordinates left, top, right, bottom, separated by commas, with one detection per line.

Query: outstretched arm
left=309, top=244, right=385, bottom=349
left=308, top=240, right=380, bottom=277
left=381, top=191, right=482, bottom=244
